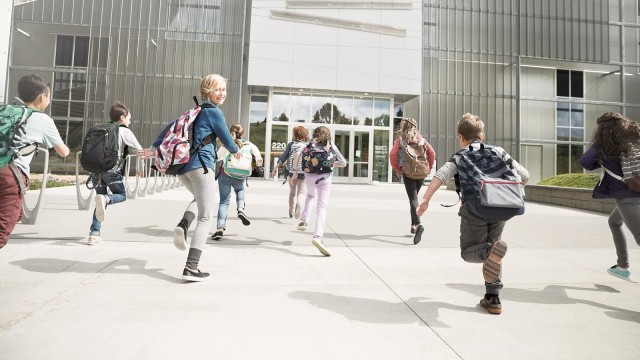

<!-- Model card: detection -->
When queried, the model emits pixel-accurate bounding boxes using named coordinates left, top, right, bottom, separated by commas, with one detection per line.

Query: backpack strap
left=189, top=96, right=217, bottom=174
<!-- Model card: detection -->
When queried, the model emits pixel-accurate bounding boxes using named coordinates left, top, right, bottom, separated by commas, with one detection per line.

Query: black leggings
left=403, top=174, right=424, bottom=226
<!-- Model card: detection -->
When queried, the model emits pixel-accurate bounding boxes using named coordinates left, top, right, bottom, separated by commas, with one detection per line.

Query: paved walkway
left=1, top=180, right=639, bottom=360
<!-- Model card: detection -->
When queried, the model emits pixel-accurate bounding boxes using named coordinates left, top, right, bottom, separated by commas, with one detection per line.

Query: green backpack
left=0, top=104, right=37, bottom=169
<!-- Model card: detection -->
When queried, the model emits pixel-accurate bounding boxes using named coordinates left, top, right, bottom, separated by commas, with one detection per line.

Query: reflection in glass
left=571, top=128, right=584, bottom=142
left=570, top=109, right=584, bottom=127
left=272, top=93, right=290, bottom=122
left=374, top=99, right=390, bottom=127
left=311, top=95, right=333, bottom=123
left=249, top=95, right=268, bottom=156
left=557, top=144, right=569, bottom=174
left=333, top=130, right=350, bottom=177
left=556, top=127, right=570, bottom=141
left=374, top=130, right=389, bottom=182
left=270, top=125, right=288, bottom=175
left=290, top=94, right=310, bottom=123
left=354, top=98, right=373, bottom=126
left=571, top=145, right=584, bottom=173
left=333, top=97, right=353, bottom=125
left=557, top=109, right=569, bottom=126
left=51, top=101, right=68, bottom=117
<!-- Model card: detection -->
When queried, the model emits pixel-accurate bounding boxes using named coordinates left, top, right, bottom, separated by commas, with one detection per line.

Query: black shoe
left=238, top=210, right=251, bottom=226
left=479, top=295, right=502, bottom=315
left=182, top=267, right=210, bottom=282
left=211, top=230, right=223, bottom=241
left=410, top=227, right=416, bottom=234
left=413, top=225, right=424, bottom=245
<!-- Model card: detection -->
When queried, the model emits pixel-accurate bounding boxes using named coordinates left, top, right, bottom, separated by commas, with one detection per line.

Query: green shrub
left=537, top=173, right=600, bottom=189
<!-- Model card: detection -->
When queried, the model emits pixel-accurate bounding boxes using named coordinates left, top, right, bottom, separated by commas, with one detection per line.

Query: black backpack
left=80, top=122, right=122, bottom=173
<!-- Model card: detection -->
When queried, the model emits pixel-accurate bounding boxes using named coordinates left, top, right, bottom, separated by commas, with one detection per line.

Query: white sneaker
left=173, top=225, right=187, bottom=251
left=86, top=235, right=102, bottom=245
left=95, top=195, right=107, bottom=222
left=312, top=236, right=331, bottom=257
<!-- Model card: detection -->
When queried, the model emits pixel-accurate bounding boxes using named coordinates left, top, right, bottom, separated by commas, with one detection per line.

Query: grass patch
left=537, top=173, right=600, bottom=189
left=28, top=179, right=75, bottom=191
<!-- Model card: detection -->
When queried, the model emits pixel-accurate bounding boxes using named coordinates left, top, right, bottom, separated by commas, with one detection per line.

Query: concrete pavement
left=1, top=179, right=639, bottom=360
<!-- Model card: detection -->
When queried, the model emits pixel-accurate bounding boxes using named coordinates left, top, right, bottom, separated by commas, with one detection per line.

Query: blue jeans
left=217, top=172, right=245, bottom=230
left=89, top=171, right=127, bottom=235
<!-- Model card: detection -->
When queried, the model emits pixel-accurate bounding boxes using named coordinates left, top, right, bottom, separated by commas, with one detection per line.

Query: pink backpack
left=154, top=97, right=216, bottom=175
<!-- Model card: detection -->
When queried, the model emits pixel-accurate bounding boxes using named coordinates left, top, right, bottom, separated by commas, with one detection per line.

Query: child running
left=416, top=113, right=529, bottom=314
left=292, top=126, right=347, bottom=256
left=212, top=123, right=263, bottom=240
left=271, top=125, right=309, bottom=218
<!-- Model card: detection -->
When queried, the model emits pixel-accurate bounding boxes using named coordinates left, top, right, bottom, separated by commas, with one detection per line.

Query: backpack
left=301, top=142, right=334, bottom=174
left=222, top=141, right=253, bottom=179
left=80, top=122, right=122, bottom=173
left=401, top=139, right=430, bottom=179
left=154, top=97, right=216, bottom=176
left=0, top=104, right=37, bottom=169
left=454, top=142, right=525, bottom=222
left=286, top=141, right=307, bottom=174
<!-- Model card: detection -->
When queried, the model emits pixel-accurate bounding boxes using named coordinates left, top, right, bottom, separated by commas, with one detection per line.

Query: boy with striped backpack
left=416, top=113, right=529, bottom=315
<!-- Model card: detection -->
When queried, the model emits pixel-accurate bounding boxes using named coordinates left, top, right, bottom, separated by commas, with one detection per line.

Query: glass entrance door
left=332, top=129, right=371, bottom=183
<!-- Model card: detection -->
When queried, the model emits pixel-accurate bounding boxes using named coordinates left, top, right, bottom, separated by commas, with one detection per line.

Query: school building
left=2, top=0, right=640, bottom=184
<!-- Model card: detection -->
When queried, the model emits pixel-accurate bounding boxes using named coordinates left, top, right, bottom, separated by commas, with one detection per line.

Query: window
left=556, top=70, right=585, bottom=174
left=249, top=95, right=268, bottom=160
left=374, top=99, right=390, bottom=127
left=555, top=102, right=584, bottom=174
left=556, top=69, right=583, bottom=98
left=166, top=0, right=221, bottom=42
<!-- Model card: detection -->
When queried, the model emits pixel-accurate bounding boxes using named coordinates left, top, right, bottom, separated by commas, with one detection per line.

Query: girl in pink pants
left=291, top=126, right=347, bottom=256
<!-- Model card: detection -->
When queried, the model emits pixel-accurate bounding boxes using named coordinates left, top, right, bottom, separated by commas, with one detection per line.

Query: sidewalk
left=1, top=180, right=639, bottom=360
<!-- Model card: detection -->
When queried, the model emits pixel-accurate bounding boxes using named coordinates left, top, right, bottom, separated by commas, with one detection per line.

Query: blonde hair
left=457, top=113, right=484, bottom=141
left=398, top=117, right=419, bottom=143
left=199, top=74, right=226, bottom=101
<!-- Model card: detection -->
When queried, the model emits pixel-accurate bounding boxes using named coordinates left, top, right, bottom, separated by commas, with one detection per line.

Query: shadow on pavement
left=10, top=234, right=86, bottom=246
left=10, top=257, right=181, bottom=283
left=288, top=290, right=480, bottom=327
left=447, top=283, right=640, bottom=324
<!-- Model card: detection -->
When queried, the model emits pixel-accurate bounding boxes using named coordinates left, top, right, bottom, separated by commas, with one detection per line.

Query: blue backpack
left=453, top=142, right=525, bottom=222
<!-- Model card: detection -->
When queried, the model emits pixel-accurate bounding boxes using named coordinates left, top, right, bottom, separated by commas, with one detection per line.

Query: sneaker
left=173, top=224, right=187, bottom=251
left=238, top=210, right=251, bottom=226
left=607, top=265, right=631, bottom=281
left=483, top=240, right=507, bottom=283
left=297, top=221, right=308, bottom=231
left=479, top=296, right=502, bottom=315
left=86, top=235, right=102, bottom=245
left=294, top=202, right=301, bottom=219
left=410, top=227, right=416, bottom=235
left=413, top=225, right=424, bottom=245
left=312, top=236, right=331, bottom=256
left=211, top=229, right=224, bottom=241
left=95, top=195, right=107, bottom=222
left=182, top=267, right=210, bottom=282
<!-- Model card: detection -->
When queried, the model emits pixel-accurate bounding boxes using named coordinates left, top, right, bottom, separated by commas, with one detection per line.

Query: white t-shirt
left=12, top=111, right=64, bottom=178
left=113, top=126, right=143, bottom=171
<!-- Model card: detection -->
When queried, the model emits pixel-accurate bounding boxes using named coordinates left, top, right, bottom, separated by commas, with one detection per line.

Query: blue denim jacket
left=153, top=101, right=238, bottom=175
left=580, top=145, right=640, bottom=199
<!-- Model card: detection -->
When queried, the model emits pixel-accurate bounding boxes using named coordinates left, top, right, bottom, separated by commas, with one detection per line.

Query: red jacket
left=389, top=135, right=435, bottom=175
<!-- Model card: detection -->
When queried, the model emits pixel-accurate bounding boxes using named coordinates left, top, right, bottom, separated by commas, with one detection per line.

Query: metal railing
left=74, top=151, right=181, bottom=210
left=21, top=148, right=49, bottom=224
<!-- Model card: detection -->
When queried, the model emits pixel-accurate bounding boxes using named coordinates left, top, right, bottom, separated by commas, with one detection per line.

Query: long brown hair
left=229, top=123, right=244, bottom=149
left=398, top=117, right=419, bottom=143
left=592, top=112, right=640, bottom=159
left=313, top=126, right=331, bottom=145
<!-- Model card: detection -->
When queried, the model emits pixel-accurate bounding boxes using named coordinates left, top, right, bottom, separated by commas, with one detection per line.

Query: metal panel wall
left=10, top=0, right=247, bottom=154
left=422, top=0, right=640, bottom=171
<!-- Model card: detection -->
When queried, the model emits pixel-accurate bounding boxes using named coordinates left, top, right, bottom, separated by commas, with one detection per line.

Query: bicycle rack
left=21, top=148, right=49, bottom=224
left=74, top=151, right=96, bottom=210
left=124, top=154, right=140, bottom=199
